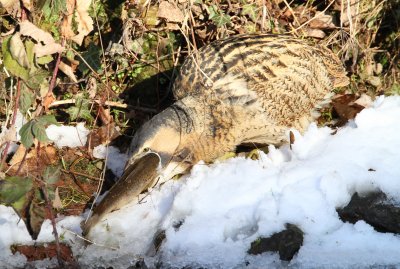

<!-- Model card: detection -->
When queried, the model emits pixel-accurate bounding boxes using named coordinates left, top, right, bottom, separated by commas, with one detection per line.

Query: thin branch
left=48, top=99, right=158, bottom=113
left=61, top=168, right=101, bottom=181
left=62, top=228, right=119, bottom=250
left=1, top=79, right=21, bottom=168
left=41, top=183, right=64, bottom=267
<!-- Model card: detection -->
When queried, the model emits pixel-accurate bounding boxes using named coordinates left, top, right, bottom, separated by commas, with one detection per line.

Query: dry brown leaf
left=309, top=12, right=336, bottom=29
left=9, top=33, right=30, bottom=68
left=19, top=21, right=55, bottom=44
left=87, top=77, right=97, bottom=99
left=19, top=21, right=64, bottom=57
left=9, top=144, right=27, bottom=167
left=0, top=126, right=17, bottom=147
left=303, top=28, right=326, bottom=39
left=61, top=0, right=76, bottom=40
left=354, top=94, right=373, bottom=108
left=341, top=0, right=358, bottom=27
left=166, top=22, right=180, bottom=30
left=59, top=61, right=78, bottom=82
left=52, top=187, right=63, bottom=209
left=157, top=1, right=184, bottom=23
left=34, top=43, right=64, bottom=57
left=43, top=92, right=56, bottom=112
left=71, top=0, right=94, bottom=45
left=332, top=94, right=365, bottom=123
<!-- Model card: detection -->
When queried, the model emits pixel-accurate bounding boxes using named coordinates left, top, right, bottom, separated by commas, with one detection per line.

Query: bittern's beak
left=82, top=152, right=161, bottom=237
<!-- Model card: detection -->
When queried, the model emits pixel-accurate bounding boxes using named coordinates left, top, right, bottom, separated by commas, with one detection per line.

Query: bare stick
left=39, top=173, right=64, bottom=267
left=48, top=99, right=158, bottom=113
left=1, top=79, right=21, bottom=168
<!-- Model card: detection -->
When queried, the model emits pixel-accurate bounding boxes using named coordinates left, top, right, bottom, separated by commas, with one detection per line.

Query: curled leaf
left=9, top=33, right=30, bottom=68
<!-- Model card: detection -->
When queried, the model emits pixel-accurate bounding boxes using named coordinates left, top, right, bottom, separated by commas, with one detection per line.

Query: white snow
left=93, top=144, right=128, bottom=176
left=46, top=122, right=90, bottom=148
left=2, top=96, right=400, bottom=268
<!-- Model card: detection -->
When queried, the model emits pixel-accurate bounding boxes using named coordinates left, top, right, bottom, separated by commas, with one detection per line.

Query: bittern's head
left=126, top=107, right=192, bottom=183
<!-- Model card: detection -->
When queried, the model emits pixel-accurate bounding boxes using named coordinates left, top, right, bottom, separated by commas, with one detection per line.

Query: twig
left=62, top=228, right=119, bottom=250
left=61, top=169, right=101, bottom=182
left=1, top=79, right=21, bottom=168
left=40, top=180, right=64, bottom=267
left=48, top=99, right=158, bottom=113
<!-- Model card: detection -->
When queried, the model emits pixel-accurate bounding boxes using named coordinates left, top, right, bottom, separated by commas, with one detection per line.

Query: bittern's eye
left=143, top=147, right=150, bottom=152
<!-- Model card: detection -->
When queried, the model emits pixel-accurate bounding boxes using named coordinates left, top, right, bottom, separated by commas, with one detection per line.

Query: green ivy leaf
left=19, top=121, right=35, bottom=148
left=2, top=36, right=29, bottom=80
left=242, top=4, right=258, bottom=22
left=79, top=43, right=102, bottom=75
left=66, top=99, right=93, bottom=122
left=208, top=5, right=231, bottom=27
left=0, top=176, right=33, bottom=211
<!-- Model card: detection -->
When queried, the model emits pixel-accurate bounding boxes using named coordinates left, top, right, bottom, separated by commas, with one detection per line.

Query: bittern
left=82, top=34, right=349, bottom=236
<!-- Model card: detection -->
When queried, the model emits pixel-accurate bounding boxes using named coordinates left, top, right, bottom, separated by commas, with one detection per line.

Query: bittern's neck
left=170, top=97, right=237, bottom=164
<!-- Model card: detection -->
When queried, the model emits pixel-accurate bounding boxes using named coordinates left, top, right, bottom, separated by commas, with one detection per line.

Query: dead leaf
left=52, top=187, right=62, bottom=209
left=0, top=126, right=17, bottom=148
left=332, top=94, right=365, bottom=124
left=42, top=92, right=55, bottom=111
left=34, top=43, right=64, bottom=58
left=166, top=22, right=180, bottom=30
left=289, top=131, right=295, bottom=149
left=9, top=33, right=29, bottom=68
left=303, top=28, right=326, bottom=39
left=71, top=0, right=94, bottom=45
left=61, top=0, right=76, bottom=40
left=59, top=61, right=78, bottom=82
left=19, top=21, right=55, bottom=45
left=157, top=1, right=185, bottom=23
left=87, top=77, right=97, bottom=99
left=87, top=123, right=120, bottom=149
left=354, top=94, right=373, bottom=108
left=309, top=12, right=335, bottom=29
left=9, top=144, right=27, bottom=167
left=19, top=21, right=64, bottom=57
left=11, top=243, right=75, bottom=263
left=341, top=0, right=358, bottom=27
left=366, top=76, right=381, bottom=87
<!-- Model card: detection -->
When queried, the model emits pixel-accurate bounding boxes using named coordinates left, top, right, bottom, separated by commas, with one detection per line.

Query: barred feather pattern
left=171, top=34, right=349, bottom=162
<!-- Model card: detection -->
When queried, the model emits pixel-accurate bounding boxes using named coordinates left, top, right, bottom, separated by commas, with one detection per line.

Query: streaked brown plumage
left=83, top=34, right=349, bottom=236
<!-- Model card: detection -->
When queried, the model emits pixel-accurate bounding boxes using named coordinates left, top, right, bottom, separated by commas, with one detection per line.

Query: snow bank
left=2, top=96, right=400, bottom=269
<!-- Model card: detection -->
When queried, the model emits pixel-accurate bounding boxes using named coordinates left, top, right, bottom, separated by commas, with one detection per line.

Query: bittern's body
left=83, top=34, right=349, bottom=235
